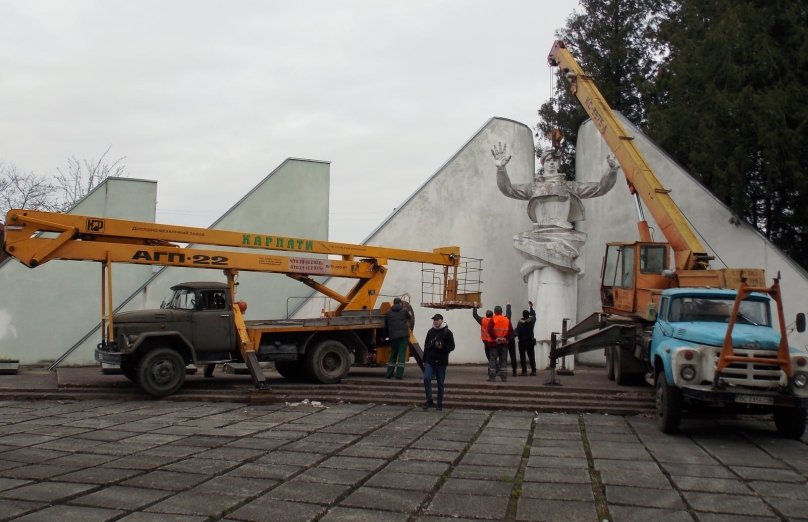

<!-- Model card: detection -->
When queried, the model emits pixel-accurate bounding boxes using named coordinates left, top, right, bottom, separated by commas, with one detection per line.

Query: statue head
left=536, top=147, right=562, bottom=180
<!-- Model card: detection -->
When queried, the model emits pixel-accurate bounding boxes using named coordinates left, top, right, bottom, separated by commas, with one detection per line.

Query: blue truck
left=554, top=282, right=807, bottom=438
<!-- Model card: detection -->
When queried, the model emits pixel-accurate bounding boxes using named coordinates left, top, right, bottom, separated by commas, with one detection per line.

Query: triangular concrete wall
left=0, top=158, right=330, bottom=366
left=0, top=178, right=158, bottom=365
left=575, top=114, right=808, bottom=362
left=294, top=118, right=536, bottom=364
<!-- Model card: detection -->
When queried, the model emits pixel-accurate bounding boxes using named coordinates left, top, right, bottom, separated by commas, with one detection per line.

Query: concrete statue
left=492, top=141, right=619, bottom=370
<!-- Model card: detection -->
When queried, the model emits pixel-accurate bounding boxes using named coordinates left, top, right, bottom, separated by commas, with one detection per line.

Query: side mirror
left=796, top=313, right=806, bottom=333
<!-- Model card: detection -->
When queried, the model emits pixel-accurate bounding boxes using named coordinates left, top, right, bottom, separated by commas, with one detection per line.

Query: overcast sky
left=1, top=0, right=579, bottom=243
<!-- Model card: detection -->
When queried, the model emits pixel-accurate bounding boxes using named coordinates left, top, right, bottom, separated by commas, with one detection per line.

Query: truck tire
left=137, top=348, right=186, bottom=397
left=307, top=340, right=351, bottom=384
left=274, top=361, right=307, bottom=381
left=773, top=406, right=807, bottom=440
left=656, top=372, right=682, bottom=434
left=605, top=347, right=615, bottom=381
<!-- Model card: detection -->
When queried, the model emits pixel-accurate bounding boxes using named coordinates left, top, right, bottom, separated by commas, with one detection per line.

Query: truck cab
left=652, top=288, right=808, bottom=438
left=97, top=282, right=237, bottom=396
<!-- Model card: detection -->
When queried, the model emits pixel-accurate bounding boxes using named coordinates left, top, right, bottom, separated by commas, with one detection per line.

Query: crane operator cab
left=601, top=241, right=671, bottom=316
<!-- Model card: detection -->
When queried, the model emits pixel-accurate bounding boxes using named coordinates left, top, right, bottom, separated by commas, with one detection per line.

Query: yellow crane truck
left=546, top=41, right=808, bottom=437
left=3, top=209, right=481, bottom=397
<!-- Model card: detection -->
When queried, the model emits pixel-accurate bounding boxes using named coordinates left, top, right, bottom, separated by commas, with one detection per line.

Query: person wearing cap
left=487, top=305, right=514, bottom=382
left=421, top=313, right=455, bottom=411
left=384, top=297, right=414, bottom=379
left=472, top=308, right=495, bottom=365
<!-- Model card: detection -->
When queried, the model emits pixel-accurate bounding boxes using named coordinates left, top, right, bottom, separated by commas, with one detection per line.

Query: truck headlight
left=793, top=373, right=808, bottom=389
left=680, top=365, right=697, bottom=382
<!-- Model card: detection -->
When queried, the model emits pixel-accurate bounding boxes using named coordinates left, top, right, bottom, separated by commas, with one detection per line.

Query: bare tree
left=0, top=147, right=128, bottom=220
left=53, top=146, right=127, bottom=211
left=0, top=162, right=59, bottom=219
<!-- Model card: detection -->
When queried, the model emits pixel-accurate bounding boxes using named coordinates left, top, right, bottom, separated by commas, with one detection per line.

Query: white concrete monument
left=493, top=142, right=618, bottom=369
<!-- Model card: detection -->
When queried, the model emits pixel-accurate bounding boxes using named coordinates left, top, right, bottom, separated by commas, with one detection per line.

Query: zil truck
left=545, top=40, right=808, bottom=438
left=3, top=209, right=481, bottom=397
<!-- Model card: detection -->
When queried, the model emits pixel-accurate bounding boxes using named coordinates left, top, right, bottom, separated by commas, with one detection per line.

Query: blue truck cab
left=652, top=288, right=808, bottom=438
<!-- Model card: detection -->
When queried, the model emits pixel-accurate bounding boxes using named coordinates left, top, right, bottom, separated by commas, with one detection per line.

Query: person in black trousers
left=515, top=301, right=537, bottom=375
left=422, top=313, right=455, bottom=411
left=505, top=303, right=518, bottom=377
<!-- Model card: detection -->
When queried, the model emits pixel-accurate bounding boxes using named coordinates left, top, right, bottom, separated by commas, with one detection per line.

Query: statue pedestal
left=522, top=261, right=578, bottom=371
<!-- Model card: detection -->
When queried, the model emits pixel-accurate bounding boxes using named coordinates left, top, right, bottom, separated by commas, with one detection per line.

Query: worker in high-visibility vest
left=472, top=308, right=495, bottom=364
left=487, top=305, right=514, bottom=382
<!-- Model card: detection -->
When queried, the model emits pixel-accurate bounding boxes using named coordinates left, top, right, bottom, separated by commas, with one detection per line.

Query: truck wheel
left=605, top=347, right=615, bottom=381
left=773, top=407, right=807, bottom=440
left=656, top=372, right=682, bottom=434
left=307, top=340, right=351, bottom=384
left=274, top=361, right=307, bottom=381
left=137, top=348, right=186, bottom=397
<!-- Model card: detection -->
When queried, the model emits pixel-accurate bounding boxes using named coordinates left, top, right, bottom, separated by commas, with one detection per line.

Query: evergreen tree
left=648, top=0, right=808, bottom=268
left=537, top=0, right=668, bottom=177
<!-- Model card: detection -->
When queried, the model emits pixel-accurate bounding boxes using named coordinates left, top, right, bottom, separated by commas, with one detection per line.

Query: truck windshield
left=668, top=296, right=770, bottom=326
left=165, top=288, right=196, bottom=310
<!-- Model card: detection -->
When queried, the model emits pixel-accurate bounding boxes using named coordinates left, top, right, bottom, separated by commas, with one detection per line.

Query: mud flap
left=408, top=332, right=425, bottom=372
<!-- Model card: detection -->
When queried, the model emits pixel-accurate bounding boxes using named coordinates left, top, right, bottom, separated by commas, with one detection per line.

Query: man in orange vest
left=472, top=308, right=495, bottom=364
left=487, top=305, right=514, bottom=382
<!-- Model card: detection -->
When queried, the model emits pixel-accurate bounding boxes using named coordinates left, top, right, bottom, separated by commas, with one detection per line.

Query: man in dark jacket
left=515, top=301, right=537, bottom=375
left=385, top=297, right=414, bottom=379
left=422, top=313, right=455, bottom=411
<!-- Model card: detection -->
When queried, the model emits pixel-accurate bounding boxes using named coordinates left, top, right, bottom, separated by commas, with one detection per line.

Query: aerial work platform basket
left=421, top=256, right=482, bottom=309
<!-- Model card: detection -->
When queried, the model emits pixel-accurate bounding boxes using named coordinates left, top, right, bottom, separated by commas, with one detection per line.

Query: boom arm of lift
left=547, top=40, right=711, bottom=271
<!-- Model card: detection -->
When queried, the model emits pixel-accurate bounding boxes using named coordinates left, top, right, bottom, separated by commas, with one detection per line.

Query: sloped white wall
left=0, top=158, right=330, bottom=366
left=67, top=158, right=330, bottom=363
left=294, top=118, right=536, bottom=364
left=0, top=178, right=157, bottom=364
left=576, top=114, right=808, bottom=363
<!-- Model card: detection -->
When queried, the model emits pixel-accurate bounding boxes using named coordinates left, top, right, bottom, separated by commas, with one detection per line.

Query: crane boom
left=547, top=40, right=710, bottom=271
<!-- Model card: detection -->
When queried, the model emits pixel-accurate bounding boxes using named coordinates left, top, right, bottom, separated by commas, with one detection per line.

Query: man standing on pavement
left=515, top=302, right=537, bottom=376
left=385, top=297, right=414, bottom=379
left=422, top=313, right=455, bottom=411
left=488, top=305, right=513, bottom=382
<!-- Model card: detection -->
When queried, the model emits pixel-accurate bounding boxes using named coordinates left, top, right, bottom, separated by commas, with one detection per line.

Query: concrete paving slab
left=605, top=484, right=686, bottom=510
left=1, top=463, right=77, bottom=480
left=440, top=478, right=512, bottom=496
left=730, top=465, right=804, bottom=482
left=425, top=491, right=510, bottom=519
left=681, top=491, right=775, bottom=516
left=121, top=470, right=209, bottom=491
left=515, top=498, right=598, bottom=522
left=0, top=480, right=97, bottom=502
left=340, top=486, right=428, bottom=513
left=522, top=466, right=591, bottom=484
left=227, top=497, right=326, bottom=522
left=69, top=485, right=171, bottom=510
left=608, top=505, right=695, bottom=522
left=364, top=470, right=440, bottom=492
left=0, top=498, right=44, bottom=519
left=57, top=466, right=143, bottom=485
left=599, top=468, right=672, bottom=489
left=671, top=475, right=751, bottom=494
left=320, top=506, right=409, bottom=521
left=117, top=514, right=207, bottom=522
left=12, top=504, right=123, bottom=522
left=255, top=450, right=326, bottom=467
left=225, top=462, right=302, bottom=480
left=758, top=496, right=808, bottom=520
left=296, top=467, right=370, bottom=487
left=450, top=463, right=517, bottom=481
left=264, top=479, right=351, bottom=505
left=520, top=481, right=595, bottom=501
left=145, top=490, right=246, bottom=517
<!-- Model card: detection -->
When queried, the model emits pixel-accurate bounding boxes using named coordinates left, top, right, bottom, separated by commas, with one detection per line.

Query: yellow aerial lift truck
left=3, top=209, right=481, bottom=397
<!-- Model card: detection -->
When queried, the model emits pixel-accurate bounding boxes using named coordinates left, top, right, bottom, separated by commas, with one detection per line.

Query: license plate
left=735, top=395, right=774, bottom=405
